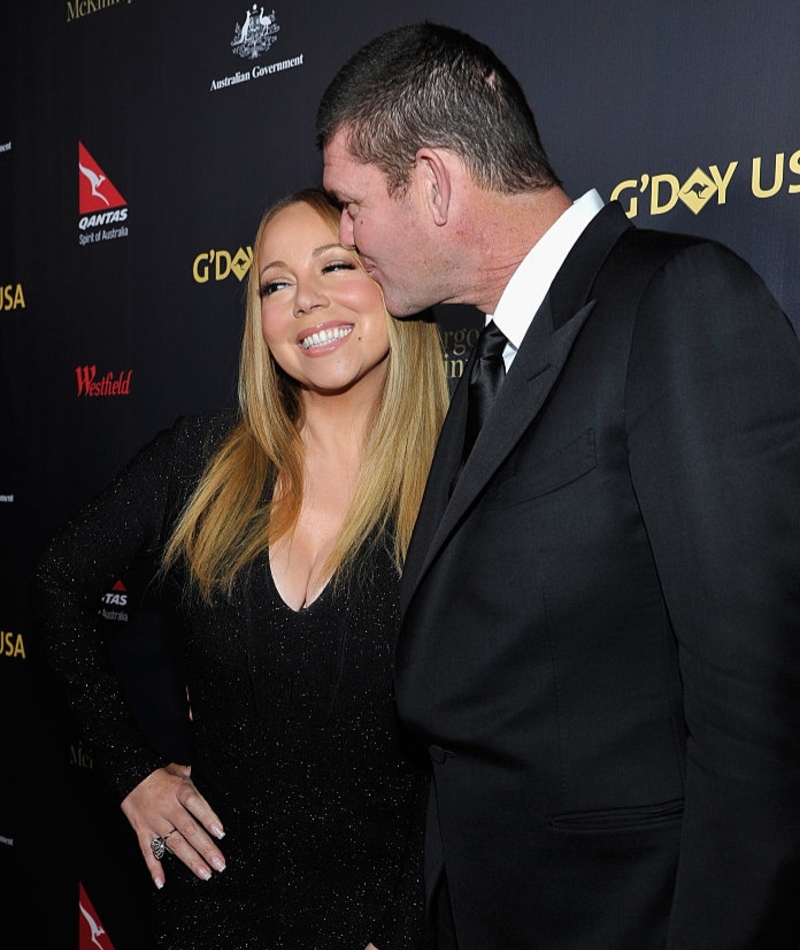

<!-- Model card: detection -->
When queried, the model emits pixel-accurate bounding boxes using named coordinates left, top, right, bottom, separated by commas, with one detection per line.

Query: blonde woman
left=32, top=188, right=449, bottom=950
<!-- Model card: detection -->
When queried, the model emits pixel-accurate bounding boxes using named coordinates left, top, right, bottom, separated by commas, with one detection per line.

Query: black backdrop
left=2, top=2, right=798, bottom=946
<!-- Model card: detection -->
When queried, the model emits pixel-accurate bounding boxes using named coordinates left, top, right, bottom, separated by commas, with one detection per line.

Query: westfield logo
left=75, top=366, right=132, bottom=397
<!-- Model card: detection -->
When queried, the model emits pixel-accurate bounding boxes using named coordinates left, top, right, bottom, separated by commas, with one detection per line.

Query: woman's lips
left=298, top=324, right=354, bottom=351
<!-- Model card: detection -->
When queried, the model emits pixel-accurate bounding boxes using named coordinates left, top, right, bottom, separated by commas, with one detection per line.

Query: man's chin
left=388, top=305, right=431, bottom=320
left=381, top=284, right=433, bottom=319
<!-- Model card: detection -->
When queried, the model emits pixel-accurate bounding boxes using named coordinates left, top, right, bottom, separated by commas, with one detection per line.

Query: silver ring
left=150, top=830, right=175, bottom=861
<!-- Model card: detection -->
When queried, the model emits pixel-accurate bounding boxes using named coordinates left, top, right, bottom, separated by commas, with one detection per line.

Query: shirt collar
left=489, top=189, right=605, bottom=350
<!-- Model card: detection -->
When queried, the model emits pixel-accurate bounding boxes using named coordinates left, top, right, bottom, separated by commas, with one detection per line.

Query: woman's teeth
left=301, top=326, right=353, bottom=350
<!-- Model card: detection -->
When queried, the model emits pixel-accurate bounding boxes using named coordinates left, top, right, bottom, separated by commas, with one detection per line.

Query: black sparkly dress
left=30, top=412, right=428, bottom=950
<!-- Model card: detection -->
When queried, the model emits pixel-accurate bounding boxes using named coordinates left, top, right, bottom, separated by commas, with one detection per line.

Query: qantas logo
left=79, top=142, right=125, bottom=213
left=78, top=143, right=129, bottom=243
left=79, top=882, right=117, bottom=950
left=100, top=579, right=129, bottom=621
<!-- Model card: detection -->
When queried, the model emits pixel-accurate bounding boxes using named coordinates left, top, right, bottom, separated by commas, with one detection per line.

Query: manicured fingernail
left=198, top=867, right=212, bottom=881
left=211, top=856, right=226, bottom=872
left=211, top=825, right=225, bottom=839
left=155, top=879, right=164, bottom=890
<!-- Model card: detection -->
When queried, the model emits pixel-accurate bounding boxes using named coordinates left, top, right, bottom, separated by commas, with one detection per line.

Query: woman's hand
left=121, top=763, right=226, bottom=889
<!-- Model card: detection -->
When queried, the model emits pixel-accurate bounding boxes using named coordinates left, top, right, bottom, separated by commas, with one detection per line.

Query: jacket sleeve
left=28, top=414, right=220, bottom=802
left=625, top=241, right=800, bottom=946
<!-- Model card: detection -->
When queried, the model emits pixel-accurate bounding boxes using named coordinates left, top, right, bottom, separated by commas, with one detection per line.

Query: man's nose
left=339, top=209, right=355, bottom=249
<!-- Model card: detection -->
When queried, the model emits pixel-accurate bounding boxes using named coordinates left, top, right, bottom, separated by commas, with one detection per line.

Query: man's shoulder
left=602, top=198, right=708, bottom=257
left=585, top=210, right=731, bottom=307
left=605, top=212, right=730, bottom=277
left=625, top=223, right=708, bottom=252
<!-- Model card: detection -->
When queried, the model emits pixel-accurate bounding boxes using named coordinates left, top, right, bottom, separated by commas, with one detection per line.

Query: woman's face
left=258, top=202, right=390, bottom=398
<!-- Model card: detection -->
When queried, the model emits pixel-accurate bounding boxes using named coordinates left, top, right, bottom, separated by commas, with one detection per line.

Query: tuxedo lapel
left=402, top=297, right=594, bottom=607
left=450, top=295, right=595, bottom=506
left=400, top=369, right=470, bottom=591
left=401, top=202, right=633, bottom=609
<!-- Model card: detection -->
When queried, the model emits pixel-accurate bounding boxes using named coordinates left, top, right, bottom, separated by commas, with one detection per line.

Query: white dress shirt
left=490, top=189, right=605, bottom=370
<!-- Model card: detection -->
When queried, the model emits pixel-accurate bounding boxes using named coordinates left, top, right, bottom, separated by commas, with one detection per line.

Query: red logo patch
left=79, top=882, right=117, bottom=950
left=79, top=143, right=126, bottom=214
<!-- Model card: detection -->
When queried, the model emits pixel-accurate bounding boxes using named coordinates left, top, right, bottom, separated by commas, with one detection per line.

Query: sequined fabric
left=30, top=412, right=427, bottom=950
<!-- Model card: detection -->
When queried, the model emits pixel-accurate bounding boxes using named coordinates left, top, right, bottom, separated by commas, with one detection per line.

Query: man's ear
left=415, top=147, right=451, bottom=226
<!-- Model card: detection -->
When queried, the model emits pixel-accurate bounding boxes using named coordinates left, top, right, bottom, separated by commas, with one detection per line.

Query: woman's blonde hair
left=163, top=187, right=449, bottom=600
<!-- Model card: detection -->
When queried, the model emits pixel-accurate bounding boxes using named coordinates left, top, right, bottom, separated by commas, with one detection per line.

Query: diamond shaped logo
left=679, top=168, right=717, bottom=215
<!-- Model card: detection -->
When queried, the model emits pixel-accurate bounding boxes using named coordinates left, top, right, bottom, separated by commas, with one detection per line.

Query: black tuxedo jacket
left=396, top=202, right=800, bottom=949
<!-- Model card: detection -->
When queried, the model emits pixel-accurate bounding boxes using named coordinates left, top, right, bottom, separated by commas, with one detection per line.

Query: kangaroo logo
left=78, top=143, right=126, bottom=215
left=78, top=883, right=117, bottom=950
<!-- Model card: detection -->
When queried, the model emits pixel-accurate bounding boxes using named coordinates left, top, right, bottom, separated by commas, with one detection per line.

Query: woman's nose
left=294, top=281, right=328, bottom=317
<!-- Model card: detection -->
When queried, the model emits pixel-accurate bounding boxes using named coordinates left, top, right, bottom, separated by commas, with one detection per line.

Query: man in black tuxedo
left=317, top=22, right=800, bottom=949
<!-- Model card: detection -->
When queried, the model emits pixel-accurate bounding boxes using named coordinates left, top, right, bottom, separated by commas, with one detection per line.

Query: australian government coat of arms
left=232, top=6, right=280, bottom=60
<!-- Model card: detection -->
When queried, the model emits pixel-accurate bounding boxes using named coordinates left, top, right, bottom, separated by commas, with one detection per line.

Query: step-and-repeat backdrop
left=2, top=2, right=798, bottom=946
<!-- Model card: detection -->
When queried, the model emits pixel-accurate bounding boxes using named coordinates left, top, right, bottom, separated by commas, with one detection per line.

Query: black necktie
left=460, top=320, right=507, bottom=465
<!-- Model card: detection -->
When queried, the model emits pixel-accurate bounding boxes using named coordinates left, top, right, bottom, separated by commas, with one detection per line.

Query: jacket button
left=429, top=744, right=448, bottom=764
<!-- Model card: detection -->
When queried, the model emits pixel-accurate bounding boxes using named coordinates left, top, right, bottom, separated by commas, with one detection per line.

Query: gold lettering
left=787, top=149, right=800, bottom=194
left=446, top=357, right=466, bottom=379
left=193, top=253, right=211, bottom=283
left=214, top=250, right=232, bottom=281
left=1, top=631, right=25, bottom=658
left=707, top=161, right=738, bottom=205
left=752, top=153, right=784, bottom=198
left=610, top=178, right=640, bottom=218
left=649, top=174, right=680, bottom=215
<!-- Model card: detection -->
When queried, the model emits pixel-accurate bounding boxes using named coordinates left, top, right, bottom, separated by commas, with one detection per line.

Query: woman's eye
left=322, top=261, right=356, bottom=274
left=259, top=280, right=287, bottom=298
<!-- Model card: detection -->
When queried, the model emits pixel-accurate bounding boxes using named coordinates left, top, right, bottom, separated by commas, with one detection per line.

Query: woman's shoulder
left=171, top=407, right=239, bottom=446
left=148, top=407, right=241, bottom=493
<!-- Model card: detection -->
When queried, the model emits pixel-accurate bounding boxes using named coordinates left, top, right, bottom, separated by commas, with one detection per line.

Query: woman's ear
left=414, top=147, right=452, bottom=226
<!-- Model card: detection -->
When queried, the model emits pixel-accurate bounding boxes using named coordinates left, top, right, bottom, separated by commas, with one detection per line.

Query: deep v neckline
left=267, top=549, right=333, bottom=613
